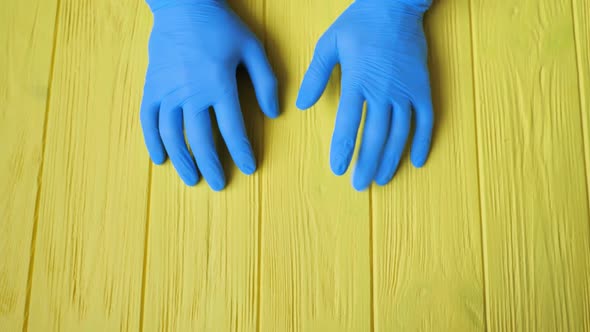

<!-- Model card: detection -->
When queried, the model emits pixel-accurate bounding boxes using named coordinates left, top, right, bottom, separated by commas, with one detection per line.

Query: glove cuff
left=356, top=0, right=431, bottom=15
left=399, top=0, right=432, bottom=13
left=145, top=0, right=224, bottom=13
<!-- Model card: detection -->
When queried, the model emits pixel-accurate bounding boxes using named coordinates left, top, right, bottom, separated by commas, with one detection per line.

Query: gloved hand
left=296, top=0, right=434, bottom=191
left=141, top=0, right=278, bottom=190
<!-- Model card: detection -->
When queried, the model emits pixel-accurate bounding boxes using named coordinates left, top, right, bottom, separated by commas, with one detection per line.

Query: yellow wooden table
left=1, top=0, right=589, bottom=331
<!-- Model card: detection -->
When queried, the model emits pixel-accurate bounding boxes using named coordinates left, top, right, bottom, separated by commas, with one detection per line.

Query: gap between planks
left=23, top=0, right=62, bottom=330
left=256, top=2, right=267, bottom=331
left=368, top=188, right=375, bottom=332
left=569, top=0, right=590, bottom=223
left=466, top=0, right=490, bottom=330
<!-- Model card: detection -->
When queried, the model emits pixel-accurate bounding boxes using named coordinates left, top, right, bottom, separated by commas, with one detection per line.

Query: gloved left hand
left=297, top=0, right=434, bottom=191
left=141, top=0, right=279, bottom=190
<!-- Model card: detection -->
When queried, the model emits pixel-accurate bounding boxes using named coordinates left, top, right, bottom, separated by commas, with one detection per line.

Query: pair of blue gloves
left=141, top=0, right=434, bottom=191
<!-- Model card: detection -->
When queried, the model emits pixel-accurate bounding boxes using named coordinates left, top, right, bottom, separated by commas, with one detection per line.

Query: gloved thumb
left=242, top=38, right=280, bottom=119
left=296, top=31, right=338, bottom=110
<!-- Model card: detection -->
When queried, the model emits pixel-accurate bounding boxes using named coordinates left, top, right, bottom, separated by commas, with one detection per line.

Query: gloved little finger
left=140, top=94, right=167, bottom=164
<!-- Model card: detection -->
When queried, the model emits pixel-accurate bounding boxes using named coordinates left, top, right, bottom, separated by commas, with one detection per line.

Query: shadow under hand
left=209, top=66, right=262, bottom=187
left=212, top=0, right=289, bottom=187
left=422, top=2, right=445, bottom=155
left=229, top=0, right=290, bottom=114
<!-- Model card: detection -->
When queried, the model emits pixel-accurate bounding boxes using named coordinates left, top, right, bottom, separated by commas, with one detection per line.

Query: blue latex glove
left=141, top=0, right=278, bottom=190
left=296, top=0, right=434, bottom=191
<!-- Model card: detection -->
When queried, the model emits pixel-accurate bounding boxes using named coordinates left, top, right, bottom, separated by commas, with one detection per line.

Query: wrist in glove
left=145, top=0, right=224, bottom=12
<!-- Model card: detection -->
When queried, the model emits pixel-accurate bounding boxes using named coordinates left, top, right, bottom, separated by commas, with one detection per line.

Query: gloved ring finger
left=159, top=99, right=199, bottom=186
left=375, top=100, right=411, bottom=186
left=184, top=99, right=226, bottom=191
left=352, top=100, right=391, bottom=191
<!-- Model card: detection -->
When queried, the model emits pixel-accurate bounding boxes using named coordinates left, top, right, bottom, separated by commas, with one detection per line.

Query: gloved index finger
left=296, top=30, right=339, bottom=110
left=330, top=83, right=364, bottom=176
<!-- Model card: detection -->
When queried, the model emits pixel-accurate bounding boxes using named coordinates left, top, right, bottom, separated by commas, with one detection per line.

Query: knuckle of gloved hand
left=337, top=34, right=365, bottom=55
left=343, top=76, right=363, bottom=92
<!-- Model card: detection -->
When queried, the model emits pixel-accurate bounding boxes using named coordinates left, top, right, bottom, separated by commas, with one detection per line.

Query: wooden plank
left=141, top=0, right=263, bottom=331
left=26, top=0, right=152, bottom=330
left=470, top=0, right=590, bottom=330
left=372, top=1, right=485, bottom=330
left=260, top=1, right=372, bottom=331
left=0, top=1, right=58, bottom=330
left=572, top=1, right=590, bottom=328
left=573, top=0, right=590, bottom=216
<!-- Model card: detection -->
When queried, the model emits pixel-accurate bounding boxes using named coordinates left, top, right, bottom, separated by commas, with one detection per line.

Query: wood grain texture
left=572, top=1, right=590, bottom=329
left=573, top=0, right=590, bottom=215
left=141, top=0, right=264, bottom=330
left=371, top=0, right=485, bottom=330
left=260, top=1, right=372, bottom=331
left=3, top=0, right=590, bottom=330
left=0, top=1, right=58, bottom=330
left=470, top=0, right=590, bottom=330
left=26, top=0, right=151, bottom=330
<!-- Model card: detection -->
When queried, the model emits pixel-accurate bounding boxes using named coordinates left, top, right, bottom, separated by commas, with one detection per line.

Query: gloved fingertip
left=374, top=175, right=391, bottom=187
left=374, top=161, right=398, bottom=186
left=240, top=161, right=257, bottom=176
left=265, top=97, right=280, bottom=119
left=208, top=177, right=226, bottom=192
left=235, top=151, right=257, bottom=175
left=182, top=172, right=200, bottom=187
left=352, top=169, right=371, bottom=192
left=151, top=152, right=167, bottom=165
left=353, top=181, right=370, bottom=192
left=146, top=140, right=167, bottom=165
left=330, top=140, right=355, bottom=176
left=295, top=93, right=312, bottom=110
left=211, top=185, right=225, bottom=192
left=296, top=78, right=323, bottom=110
left=410, top=147, right=429, bottom=168
left=331, top=162, right=347, bottom=176
left=330, top=155, right=352, bottom=176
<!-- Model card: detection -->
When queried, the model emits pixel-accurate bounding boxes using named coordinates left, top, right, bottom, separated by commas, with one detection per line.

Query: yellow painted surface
left=0, top=1, right=58, bottom=330
left=0, top=0, right=588, bottom=332
left=471, top=1, right=590, bottom=330
left=372, top=0, right=484, bottom=330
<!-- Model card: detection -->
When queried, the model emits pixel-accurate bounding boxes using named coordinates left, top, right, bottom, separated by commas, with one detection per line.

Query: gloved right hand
left=141, top=0, right=279, bottom=190
left=296, top=0, right=434, bottom=191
